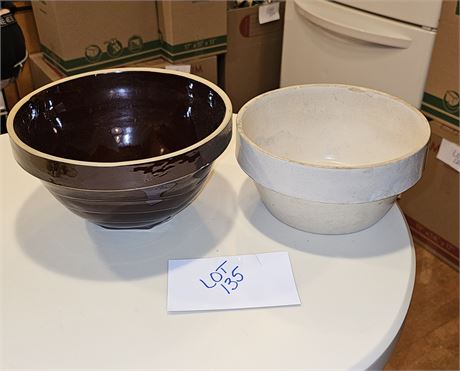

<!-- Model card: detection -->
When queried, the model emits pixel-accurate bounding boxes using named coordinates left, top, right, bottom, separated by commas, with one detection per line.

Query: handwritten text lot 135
left=167, top=252, right=301, bottom=312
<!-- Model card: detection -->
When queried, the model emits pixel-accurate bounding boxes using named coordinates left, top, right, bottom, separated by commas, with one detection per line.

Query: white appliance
left=280, top=0, right=443, bottom=107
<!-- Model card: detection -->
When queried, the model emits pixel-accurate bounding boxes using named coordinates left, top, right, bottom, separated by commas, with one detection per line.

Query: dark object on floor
left=1, top=5, right=28, bottom=89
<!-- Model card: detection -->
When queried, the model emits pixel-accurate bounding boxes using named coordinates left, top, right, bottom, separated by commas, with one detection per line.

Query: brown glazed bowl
left=7, top=68, right=232, bottom=229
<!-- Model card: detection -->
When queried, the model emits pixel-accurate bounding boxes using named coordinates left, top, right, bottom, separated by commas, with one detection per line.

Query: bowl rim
left=236, top=83, right=431, bottom=170
left=7, top=67, right=233, bottom=167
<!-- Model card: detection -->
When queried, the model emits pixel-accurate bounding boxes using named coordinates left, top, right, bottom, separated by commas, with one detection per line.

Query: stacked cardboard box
left=399, top=0, right=459, bottom=269
left=127, top=56, right=218, bottom=84
left=420, top=0, right=459, bottom=129
left=157, top=1, right=227, bottom=62
left=31, top=1, right=227, bottom=77
left=399, top=120, right=459, bottom=269
left=222, top=2, right=285, bottom=112
left=29, top=53, right=218, bottom=89
left=31, top=1, right=161, bottom=75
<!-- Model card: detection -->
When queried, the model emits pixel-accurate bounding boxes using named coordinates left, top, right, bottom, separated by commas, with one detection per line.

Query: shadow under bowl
left=7, top=68, right=233, bottom=229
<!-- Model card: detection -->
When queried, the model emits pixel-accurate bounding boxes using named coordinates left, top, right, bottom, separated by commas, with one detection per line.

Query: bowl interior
left=239, top=85, right=430, bottom=167
left=13, top=70, right=227, bottom=162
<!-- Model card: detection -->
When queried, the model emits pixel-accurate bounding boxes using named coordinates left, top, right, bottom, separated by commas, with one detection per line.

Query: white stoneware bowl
left=236, top=84, right=430, bottom=234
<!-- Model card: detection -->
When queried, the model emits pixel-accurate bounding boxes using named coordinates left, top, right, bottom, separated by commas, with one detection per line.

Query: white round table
left=0, top=118, right=415, bottom=370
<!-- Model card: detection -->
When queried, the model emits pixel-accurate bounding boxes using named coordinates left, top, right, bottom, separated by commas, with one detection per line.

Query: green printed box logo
left=84, top=36, right=146, bottom=63
left=443, top=90, right=459, bottom=115
left=85, top=45, right=102, bottom=62
left=128, top=35, right=143, bottom=52
left=105, top=38, right=124, bottom=58
left=422, top=91, right=460, bottom=127
left=44, top=36, right=161, bottom=75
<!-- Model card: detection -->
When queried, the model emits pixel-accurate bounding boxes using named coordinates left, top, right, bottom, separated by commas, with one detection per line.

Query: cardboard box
left=31, top=1, right=160, bottom=75
left=14, top=4, right=40, bottom=54
left=130, top=55, right=218, bottom=84
left=157, top=1, right=227, bottom=62
left=29, top=52, right=64, bottom=89
left=421, top=0, right=459, bottom=129
left=223, top=3, right=285, bottom=112
left=29, top=53, right=218, bottom=88
left=399, top=120, right=459, bottom=269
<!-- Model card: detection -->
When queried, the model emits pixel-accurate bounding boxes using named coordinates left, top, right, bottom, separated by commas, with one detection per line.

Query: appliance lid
left=333, top=0, right=442, bottom=29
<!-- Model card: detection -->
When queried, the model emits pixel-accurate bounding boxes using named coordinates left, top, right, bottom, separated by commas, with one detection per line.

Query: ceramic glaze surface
left=45, top=165, right=212, bottom=229
left=240, top=85, right=429, bottom=167
left=7, top=68, right=232, bottom=229
left=257, top=184, right=396, bottom=234
left=13, top=71, right=226, bottom=162
left=236, top=84, right=430, bottom=234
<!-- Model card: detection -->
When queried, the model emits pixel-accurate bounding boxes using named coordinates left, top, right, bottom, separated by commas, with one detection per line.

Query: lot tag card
left=167, top=252, right=300, bottom=312
left=258, top=2, right=280, bottom=24
left=436, top=138, right=460, bottom=172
